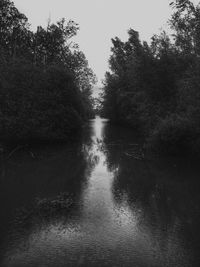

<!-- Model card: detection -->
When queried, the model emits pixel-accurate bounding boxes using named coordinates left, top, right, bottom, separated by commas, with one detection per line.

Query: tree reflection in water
left=0, top=125, right=97, bottom=265
left=1, top=118, right=200, bottom=267
left=102, top=122, right=200, bottom=267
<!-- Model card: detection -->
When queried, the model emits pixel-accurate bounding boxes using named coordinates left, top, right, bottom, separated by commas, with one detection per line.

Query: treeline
left=0, top=0, right=96, bottom=142
left=102, top=0, right=200, bottom=156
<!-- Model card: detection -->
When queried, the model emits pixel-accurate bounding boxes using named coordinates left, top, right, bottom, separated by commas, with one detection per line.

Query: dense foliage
left=0, top=0, right=96, bottom=142
left=102, top=0, right=200, bottom=156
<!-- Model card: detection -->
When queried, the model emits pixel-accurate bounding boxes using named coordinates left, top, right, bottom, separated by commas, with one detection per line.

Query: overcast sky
left=12, top=0, right=187, bottom=86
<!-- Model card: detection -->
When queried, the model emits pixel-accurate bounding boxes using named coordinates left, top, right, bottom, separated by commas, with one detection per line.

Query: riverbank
left=103, top=117, right=200, bottom=159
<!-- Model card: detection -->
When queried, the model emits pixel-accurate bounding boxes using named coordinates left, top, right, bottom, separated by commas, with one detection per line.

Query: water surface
left=1, top=117, right=200, bottom=267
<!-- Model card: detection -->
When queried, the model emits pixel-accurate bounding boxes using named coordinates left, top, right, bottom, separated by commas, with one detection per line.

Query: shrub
left=0, top=61, right=85, bottom=142
left=149, top=114, right=200, bottom=155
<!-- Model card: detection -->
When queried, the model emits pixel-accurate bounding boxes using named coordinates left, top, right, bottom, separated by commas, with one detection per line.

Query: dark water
left=1, top=117, right=200, bottom=267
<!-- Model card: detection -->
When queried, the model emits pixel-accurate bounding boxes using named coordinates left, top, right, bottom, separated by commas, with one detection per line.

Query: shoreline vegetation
left=1, top=0, right=200, bottom=159
left=0, top=0, right=96, bottom=148
left=101, top=0, right=200, bottom=157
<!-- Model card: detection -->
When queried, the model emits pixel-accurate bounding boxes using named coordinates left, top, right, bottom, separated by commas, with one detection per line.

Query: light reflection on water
left=1, top=117, right=200, bottom=266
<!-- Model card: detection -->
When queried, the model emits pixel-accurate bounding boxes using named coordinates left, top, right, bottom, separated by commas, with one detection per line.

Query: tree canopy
left=102, top=0, right=200, bottom=156
left=0, top=0, right=96, bottom=142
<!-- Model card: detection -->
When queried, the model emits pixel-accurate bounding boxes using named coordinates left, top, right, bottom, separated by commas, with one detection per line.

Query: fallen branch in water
left=124, top=152, right=144, bottom=160
left=29, top=151, right=36, bottom=159
left=107, top=143, right=122, bottom=146
left=6, top=145, right=27, bottom=159
left=129, top=144, right=139, bottom=146
left=6, top=145, right=37, bottom=160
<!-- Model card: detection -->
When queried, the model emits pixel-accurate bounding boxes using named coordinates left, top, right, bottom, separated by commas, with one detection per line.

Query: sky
left=12, top=0, right=186, bottom=87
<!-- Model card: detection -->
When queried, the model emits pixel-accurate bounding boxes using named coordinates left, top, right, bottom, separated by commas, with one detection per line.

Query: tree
left=0, top=0, right=96, bottom=141
left=0, top=0, right=32, bottom=59
left=170, top=0, right=200, bottom=56
left=32, top=19, right=79, bottom=66
left=102, top=0, right=200, bottom=155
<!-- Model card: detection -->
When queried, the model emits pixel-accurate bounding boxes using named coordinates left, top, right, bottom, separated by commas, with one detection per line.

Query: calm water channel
left=0, top=117, right=200, bottom=267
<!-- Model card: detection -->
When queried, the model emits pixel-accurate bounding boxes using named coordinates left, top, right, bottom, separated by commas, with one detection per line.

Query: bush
left=149, top=114, right=200, bottom=155
left=0, top=61, right=86, bottom=142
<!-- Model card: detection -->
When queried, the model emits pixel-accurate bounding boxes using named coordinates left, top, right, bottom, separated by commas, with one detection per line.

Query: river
left=0, top=117, right=200, bottom=267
